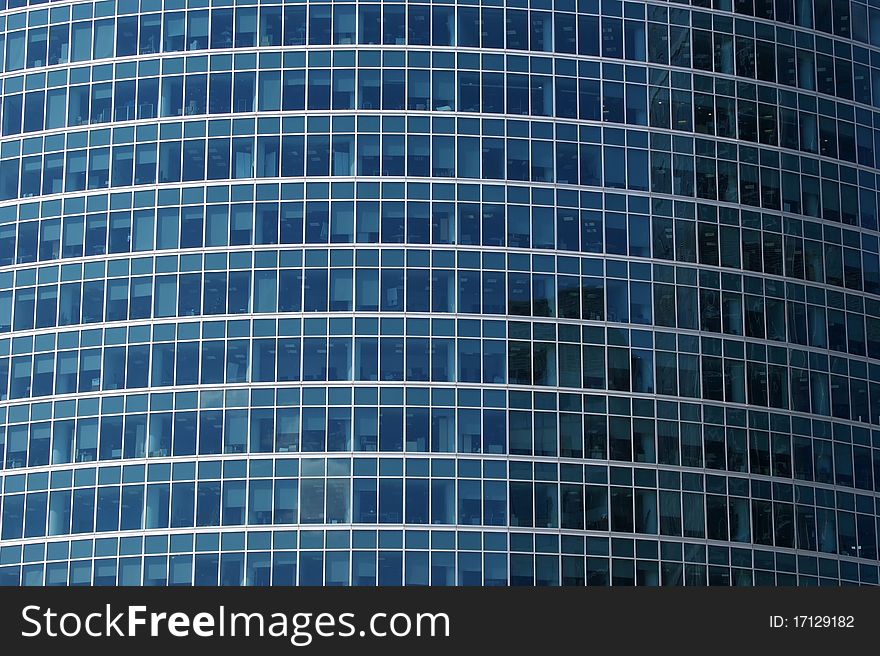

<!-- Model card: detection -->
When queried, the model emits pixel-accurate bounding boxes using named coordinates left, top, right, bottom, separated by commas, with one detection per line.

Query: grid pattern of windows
left=1, top=0, right=880, bottom=587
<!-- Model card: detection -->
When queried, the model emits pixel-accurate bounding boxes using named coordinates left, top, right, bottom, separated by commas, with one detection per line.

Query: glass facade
left=0, top=0, right=879, bottom=587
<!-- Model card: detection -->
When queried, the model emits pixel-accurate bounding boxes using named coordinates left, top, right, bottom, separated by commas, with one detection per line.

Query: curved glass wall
left=0, top=0, right=879, bottom=586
